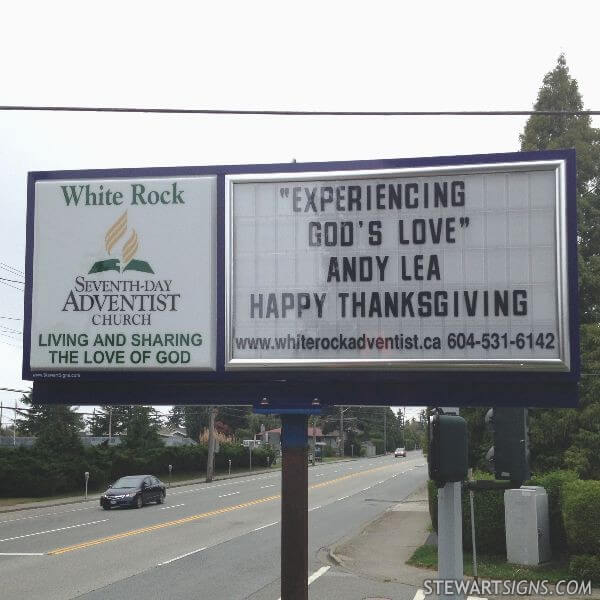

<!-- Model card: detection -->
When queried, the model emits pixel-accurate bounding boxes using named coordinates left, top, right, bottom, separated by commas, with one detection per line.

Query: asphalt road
left=0, top=452, right=427, bottom=600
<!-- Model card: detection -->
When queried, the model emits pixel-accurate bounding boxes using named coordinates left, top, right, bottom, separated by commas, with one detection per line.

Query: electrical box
left=504, top=486, right=551, bottom=565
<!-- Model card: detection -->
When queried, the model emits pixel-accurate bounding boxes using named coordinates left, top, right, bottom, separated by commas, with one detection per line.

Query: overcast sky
left=1, top=1, right=599, bottom=428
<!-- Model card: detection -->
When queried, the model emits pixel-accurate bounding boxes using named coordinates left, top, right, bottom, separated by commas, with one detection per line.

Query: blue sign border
left=24, top=149, right=579, bottom=407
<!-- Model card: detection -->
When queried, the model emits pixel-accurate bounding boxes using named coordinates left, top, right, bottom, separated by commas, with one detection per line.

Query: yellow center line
left=47, top=462, right=398, bottom=556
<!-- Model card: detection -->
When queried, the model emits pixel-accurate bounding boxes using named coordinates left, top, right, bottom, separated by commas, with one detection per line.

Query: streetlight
left=84, top=471, right=89, bottom=500
left=168, top=464, right=172, bottom=487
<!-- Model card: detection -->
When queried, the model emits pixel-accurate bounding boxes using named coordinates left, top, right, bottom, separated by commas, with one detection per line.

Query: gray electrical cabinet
left=504, top=486, right=551, bottom=565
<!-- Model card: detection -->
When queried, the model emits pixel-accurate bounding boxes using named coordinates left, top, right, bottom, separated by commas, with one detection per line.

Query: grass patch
left=408, top=544, right=572, bottom=583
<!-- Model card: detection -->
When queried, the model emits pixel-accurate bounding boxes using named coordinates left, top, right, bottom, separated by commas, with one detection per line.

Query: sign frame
left=23, top=150, right=579, bottom=408
left=224, top=160, right=572, bottom=373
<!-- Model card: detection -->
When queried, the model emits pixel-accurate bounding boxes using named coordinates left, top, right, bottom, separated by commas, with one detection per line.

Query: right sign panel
left=226, top=160, right=570, bottom=371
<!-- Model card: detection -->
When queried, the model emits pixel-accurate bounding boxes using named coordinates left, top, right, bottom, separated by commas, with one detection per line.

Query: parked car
left=394, top=447, right=406, bottom=458
left=100, top=474, right=166, bottom=510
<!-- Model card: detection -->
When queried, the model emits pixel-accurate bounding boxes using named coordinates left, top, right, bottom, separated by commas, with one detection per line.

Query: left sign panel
left=28, top=176, right=217, bottom=372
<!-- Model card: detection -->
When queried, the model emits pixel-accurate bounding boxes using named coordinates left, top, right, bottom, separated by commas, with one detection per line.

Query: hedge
left=0, top=442, right=277, bottom=498
left=569, top=554, right=600, bottom=583
left=530, top=470, right=578, bottom=557
left=562, top=479, right=600, bottom=556
left=428, top=471, right=505, bottom=554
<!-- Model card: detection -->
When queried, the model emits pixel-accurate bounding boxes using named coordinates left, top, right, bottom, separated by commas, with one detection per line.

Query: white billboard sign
left=226, top=162, right=570, bottom=371
left=30, top=176, right=216, bottom=372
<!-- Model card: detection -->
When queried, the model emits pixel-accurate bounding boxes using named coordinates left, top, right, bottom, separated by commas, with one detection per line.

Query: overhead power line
left=0, top=277, right=24, bottom=285
left=1, top=105, right=600, bottom=117
left=0, top=315, right=22, bottom=321
left=0, top=280, right=24, bottom=292
left=0, top=263, right=24, bottom=276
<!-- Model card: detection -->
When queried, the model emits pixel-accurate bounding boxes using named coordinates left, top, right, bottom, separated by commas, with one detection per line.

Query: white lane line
left=315, top=473, right=325, bottom=477
left=0, top=519, right=108, bottom=543
left=259, top=485, right=275, bottom=489
left=0, top=553, right=45, bottom=556
left=160, top=503, right=186, bottom=510
left=277, top=566, right=331, bottom=600
left=218, top=492, right=240, bottom=498
left=0, top=506, right=94, bottom=525
left=253, top=521, right=278, bottom=532
left=308, top=506, right=321, bottom=512
left=413, top=590, right=485, bottom=600
left=308, top=565, right=331, bottom=584
left=158, top=546, right=207, bottom=566
left=336, top=495, right=349, bottom=501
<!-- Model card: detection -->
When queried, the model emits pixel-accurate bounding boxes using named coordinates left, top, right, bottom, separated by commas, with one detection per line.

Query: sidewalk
left=328, top=484, right=600, bottom=600
left=0, top=454, right=363, bottom=514
left=329, top=483, right=431, bottom=589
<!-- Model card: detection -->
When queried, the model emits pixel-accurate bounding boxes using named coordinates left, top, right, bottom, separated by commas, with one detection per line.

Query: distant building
left=257, top=427, right=340, bottom=451
left=157, top=427, right=197, bottom=446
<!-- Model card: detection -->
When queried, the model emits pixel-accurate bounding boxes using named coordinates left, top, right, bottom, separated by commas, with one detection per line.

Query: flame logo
left=105, top=212, right=127, bottom=254
left=122, top=230, right=139, bottom=265
left=89, top=212, right=153, bottom=274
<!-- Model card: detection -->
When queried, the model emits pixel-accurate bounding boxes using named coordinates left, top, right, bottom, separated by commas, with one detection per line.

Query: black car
left=100, top=475, right=166, bottom=510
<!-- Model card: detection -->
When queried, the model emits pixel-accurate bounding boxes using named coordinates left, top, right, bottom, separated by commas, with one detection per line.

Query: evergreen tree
left=182, top=406, right=209, bottom=442
left=167, top=405, right=185, bottom=429
left=518, top=55, right=600, bottom=478
left=121, top=406, right=163, bottom=450
left=87, top=405, right=130, bottom=437
left=18, top=392, right=84, bottom=457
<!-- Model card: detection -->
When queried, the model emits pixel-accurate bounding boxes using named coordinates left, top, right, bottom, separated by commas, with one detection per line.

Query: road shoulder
left=328, top=483, right=431, bottom=587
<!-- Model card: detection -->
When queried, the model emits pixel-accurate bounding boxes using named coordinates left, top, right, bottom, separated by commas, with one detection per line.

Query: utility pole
left=206, top=406, right=217, bottom=482
left=108, top=407, right=112, bottom=442
left=312, top=414, right=317, bottom=465
left=383, top=407, right=387, bottom=455
left=13, top=400, right=17, bottom=446
left=339, top=406, right=344, bottom=457
left=0, top=402, right=3, bottom=436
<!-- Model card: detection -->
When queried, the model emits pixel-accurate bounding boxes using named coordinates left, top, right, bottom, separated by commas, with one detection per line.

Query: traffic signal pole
left=437, top=407, right=465, bottom=600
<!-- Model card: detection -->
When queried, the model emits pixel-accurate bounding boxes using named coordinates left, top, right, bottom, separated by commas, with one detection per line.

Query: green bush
left=427, top=472, right=505, bottom=555
left=530, top=470, right=578, bottom=557
left=0, top=441, right=277, bottom=498
left=562, top=479, right=600, bottom=556
left=569, top=554, right=600, bottom=583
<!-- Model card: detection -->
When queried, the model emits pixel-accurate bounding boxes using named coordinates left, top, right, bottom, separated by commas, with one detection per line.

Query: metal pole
left=228, top=458, right=231, bottom=476
left=249, top=444, right=252, bottom=471
left=437, top=406, right=464, bottom=600
left=384, top=407, right=388, bottom=454
left=108, top=407, right=112, bottom=442
left=13, top=400, right=17, bottom=446
left=468, top=468, right=478, bottom=581
left=84, top=472, right=89, bottom=500
left=281, top=413, right=308, bottom=600
left=0, top=402, right=3, bottom=435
